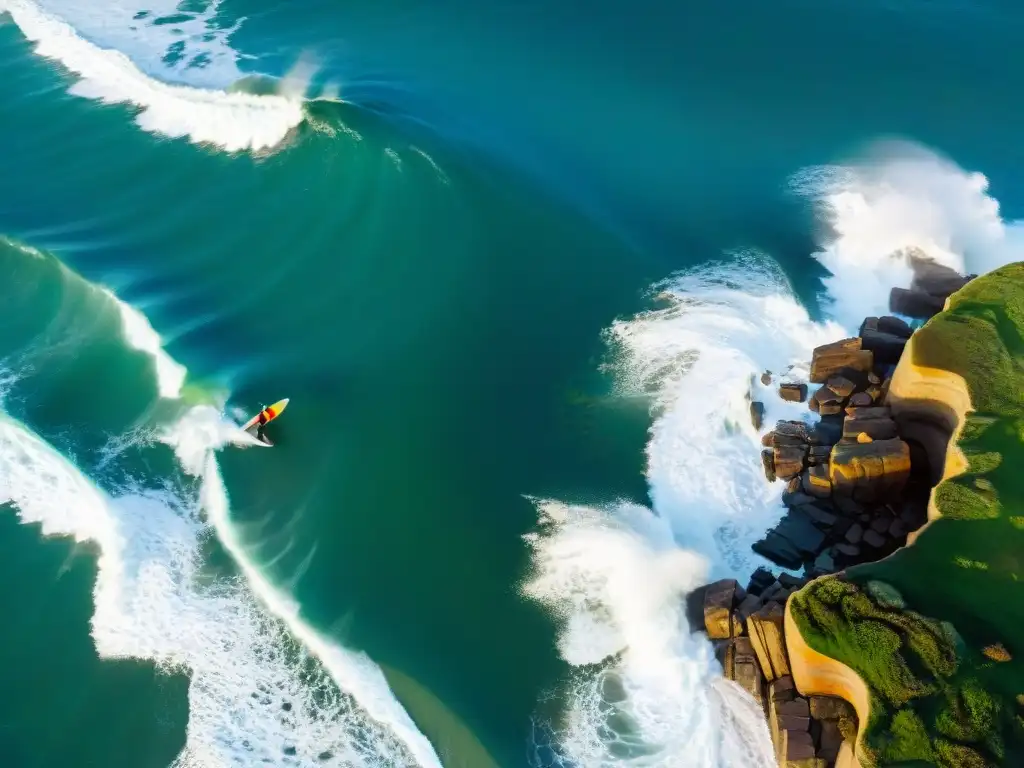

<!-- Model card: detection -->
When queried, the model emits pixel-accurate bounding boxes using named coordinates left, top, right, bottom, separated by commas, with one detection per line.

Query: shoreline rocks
left=692, top=288, right=973, bottom=766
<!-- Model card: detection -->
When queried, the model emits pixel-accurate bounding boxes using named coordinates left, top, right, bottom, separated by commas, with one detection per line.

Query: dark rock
left=889, top=287, right=945, bottom=319
left=813, top=550, right=835, bottom=573
left=912, top=260, right=972, bottom=297
left=798, top=503, right=839, bottom=530
left=848, top=391, right=873, bottom=407
left=781, top=729, right=816, bottom=764
left=859, top=316, right=878, bottom=335
left=778, top=573, right=806, bottom=590
left=877, top=315, right=913, bottom=339
left=860, top=329, right=907, bottom=365
left=751, top=401, right=765, bottom=431
left=832, top=496, right=863, bottom=517
left=868, top=371, right=881, bottom=385
left=870, top=516, right=891, bottom=535
left=889, top=519, right=908, bottom=539
left=834, top=542, right=861, bottom=559
left=810, top=338, right=874, bottom=383
left=863, top=529, right=887, bottom=549
left=762, top=431, right=775, bottom=447
left=684, top=584, right=708, bottom=632
left=775, top=420, right=811, bottom=442
left=808, top=417, right=843, bottom=447
left=703, top=579, right=741, bottom=639
left=723, top=637, right=764, bottom=709
left=801, top=466, right=832, bottom=499
left=775, top=510, right=827, bottom=557
left=811, top=386, right=846, bottom=416
left=747, top=602, right=789, bottom=681
left=830, top=516, right=853, bottom=538
left=747, top=567, right=776, bottom=596
left=842, top=412, right=898, bottom=442
left=777, top=697, right=810, bottom=718
left=774, top=445, right=807, bottom=481
left=761, top=450, right=777, bottom=483
left=817, top=719, right=844, bottom=762
left=779, top=382, right=808, bottom=403
left=735, top=593, right=763, bottom=624
left=806, top=445, right=831, bottom=465
left=858, top=512, right=872, bottom=523
left=773, top=674, right=797, bottom=698
left=843, top=405, right=891, bottom=419
left=761, top=371, right=773, bottom=385
left=844, top=523, right=864, bottom=545
left=830, top=438, right=911, bottom=502
left=809, top=695, right=853, bottom=721
left=825, top=375, right=856, bottom=398
left=782, top=490, right=816, bottom=508
left=760, top=581, right=785, bottom=604
left=753, top=533, right=803, bottom=570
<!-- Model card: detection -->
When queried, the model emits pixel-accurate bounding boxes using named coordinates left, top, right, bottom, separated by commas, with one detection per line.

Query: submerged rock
left=751, top=401, right=766, bottom=430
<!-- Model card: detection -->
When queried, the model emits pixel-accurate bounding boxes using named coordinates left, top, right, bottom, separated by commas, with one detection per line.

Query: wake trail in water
left=525, top=142, right=1024, bottom=766
left=2, top=0, right=306, bottom=151
left=0, top=246, right=441, bottom=766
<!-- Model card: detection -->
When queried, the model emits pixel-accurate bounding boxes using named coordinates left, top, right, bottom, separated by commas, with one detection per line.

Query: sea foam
left=1, top=0, right=305, bottom=151
left=526, top=143, right=1024, bottom=766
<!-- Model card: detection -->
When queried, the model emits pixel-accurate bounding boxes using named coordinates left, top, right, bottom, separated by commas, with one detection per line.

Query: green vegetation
left=790, top=263, right=1024, bottom=766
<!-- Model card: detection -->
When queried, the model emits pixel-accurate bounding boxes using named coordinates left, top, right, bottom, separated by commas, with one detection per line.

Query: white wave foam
left=523, top=500, right=775, bottom=768
left=528, top=144, right=1024, bottom=765
left=2, top=0, right=305, bottom=151
left=103, top=288, right=187, bottom=399
left=0, top=404, right=438, bottom=767
left=791, top=141, right=1024, bottom=331
left=163, top=406, right=443, bottom=768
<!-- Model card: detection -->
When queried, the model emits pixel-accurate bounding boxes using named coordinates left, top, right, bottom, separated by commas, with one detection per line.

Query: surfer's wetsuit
left=256, top=406, right=268, bottom=442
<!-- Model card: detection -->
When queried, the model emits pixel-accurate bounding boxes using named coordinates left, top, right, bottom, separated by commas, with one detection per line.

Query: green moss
left=790, top=263, right=1024, bottom=766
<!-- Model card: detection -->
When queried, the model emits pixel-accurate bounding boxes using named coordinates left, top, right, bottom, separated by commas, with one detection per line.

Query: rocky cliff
left=788, top=261, right=1024, bottom=767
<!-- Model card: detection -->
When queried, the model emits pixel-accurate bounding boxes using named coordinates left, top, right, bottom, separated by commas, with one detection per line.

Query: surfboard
left=241, top=398, right=289, bottom=436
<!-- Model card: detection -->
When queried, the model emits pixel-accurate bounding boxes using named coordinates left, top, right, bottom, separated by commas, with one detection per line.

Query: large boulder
left=753, top=533, right=803, bottom=570
left=860, top=329, right=907, bottom=365
left=761, top=450, right=777, bottom=483
left=842, top=407, right=899, bottom=442
left=811, top=386, right=846, bottom=416
left=750, top=401, right=765, bottom=430
left=723, top=636, right=765, bottom=709
left=860, top=315, right=913, bottom=339
left=703, top=579, right=742, bottom=639
left=809, top=338, right=874, bottom=384
left=830, top=438, right=911, bottom=503
left=774, top=444, right=807, bottom=481
left=889, top=287, right=945, bottom=319
left=747, top=602, right=790, bottom=681
left=801, top=465, right=832, bottom=499
left=779, top=382, right=808, bottom=403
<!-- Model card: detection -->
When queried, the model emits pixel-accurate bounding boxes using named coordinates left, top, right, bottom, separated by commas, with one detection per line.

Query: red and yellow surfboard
left=241, top=398, right=289, bottom=434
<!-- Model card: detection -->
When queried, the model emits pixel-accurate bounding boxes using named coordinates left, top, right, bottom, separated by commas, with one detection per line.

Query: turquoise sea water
left=1, top=1, right=1024, bottom=766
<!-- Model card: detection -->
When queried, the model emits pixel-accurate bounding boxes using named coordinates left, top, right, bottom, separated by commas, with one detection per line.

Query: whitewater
left=523, top=144, right=1024, bottom=766
left=0, top=0, right=307, bottom=151
left=0, top=255, right=442, bottom=766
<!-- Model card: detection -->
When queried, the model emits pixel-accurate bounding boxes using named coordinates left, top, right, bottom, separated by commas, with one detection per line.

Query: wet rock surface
left=687, top=283, right=973, bottom=766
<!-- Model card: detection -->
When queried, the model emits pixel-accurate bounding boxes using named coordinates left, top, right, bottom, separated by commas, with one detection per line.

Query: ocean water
left=1, top=1, right=1024, bottom=766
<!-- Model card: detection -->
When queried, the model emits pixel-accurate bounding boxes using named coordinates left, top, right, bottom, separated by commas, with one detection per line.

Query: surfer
left=256, top=404, right=271, bottom=445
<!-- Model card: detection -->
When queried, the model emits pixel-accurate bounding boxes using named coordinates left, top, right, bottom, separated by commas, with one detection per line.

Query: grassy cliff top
left=790, top=262, right=1024, bottom=767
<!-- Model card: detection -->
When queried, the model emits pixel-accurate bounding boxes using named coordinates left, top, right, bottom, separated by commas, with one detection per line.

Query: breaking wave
left=0, top=239, right=441, bottom=767
left=1, top=0, right=306, bottom=151
left=524, top=143, right=1024, bottom=766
